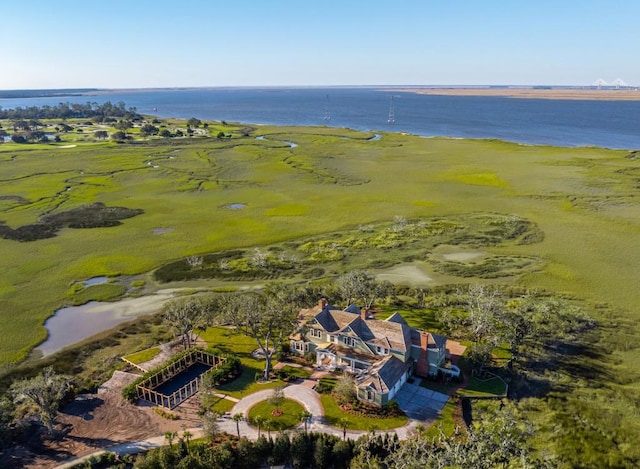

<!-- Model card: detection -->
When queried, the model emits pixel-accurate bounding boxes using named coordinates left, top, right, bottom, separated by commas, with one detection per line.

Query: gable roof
left=361, top=318, right=412, bottom=352
left=311, top=307, right=414, bottom=352
left=313, top=304, right=357, bottom=332
left=356, top=356, right=412, bottom=394
left=410, top=330, right=447, bottom=350
left=386, top=312, right=408, bottom=325
left=344, top=304, right=361, bottom=315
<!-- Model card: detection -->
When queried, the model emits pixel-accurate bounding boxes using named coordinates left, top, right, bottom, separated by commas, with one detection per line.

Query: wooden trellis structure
left=136, top=349, right=225, bottom=410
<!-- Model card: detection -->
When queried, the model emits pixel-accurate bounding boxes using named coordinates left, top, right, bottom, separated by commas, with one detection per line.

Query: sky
left=1, top=0, right=639, bottom=90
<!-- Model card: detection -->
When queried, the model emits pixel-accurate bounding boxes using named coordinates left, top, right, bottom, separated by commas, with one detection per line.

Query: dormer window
left=376, top=346, right=389, bottom=355
left=309, top=328, right=323, bottom=339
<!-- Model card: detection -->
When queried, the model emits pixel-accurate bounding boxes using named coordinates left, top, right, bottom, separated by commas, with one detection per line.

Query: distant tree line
left=0, top=89, right=99, bottom=99
left=0, top=101, right=140, bottom=121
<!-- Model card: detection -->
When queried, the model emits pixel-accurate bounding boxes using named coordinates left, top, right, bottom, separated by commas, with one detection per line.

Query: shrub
left=205, top=356, right=242, bottom=387
left=316, top=377, right=338, bottom=394
left=154, top=408, right=179, bottom=420
left=304, top=352, right=316, bottom=365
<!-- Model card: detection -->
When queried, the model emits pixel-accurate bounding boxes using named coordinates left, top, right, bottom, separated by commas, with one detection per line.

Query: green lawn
left=122, top=346, right=161, bottom=365
left=198, top=326, right=284, bottom=398
left=279, top=365, right=313, bottom=380
left=320, top=395, right=408, bottom=431
left=247, top=398, right=305, bottom=431
left=456, top=375, right=507, bottom=398
left=206, top=395, right=236, bottom=414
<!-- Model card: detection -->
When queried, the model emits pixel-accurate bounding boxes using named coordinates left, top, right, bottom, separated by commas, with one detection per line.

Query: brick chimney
left=415, top=331, right=430, bottom=377
left=360, top=307, right=369, bottom=320
left=318, top=298, right=328, bottom=310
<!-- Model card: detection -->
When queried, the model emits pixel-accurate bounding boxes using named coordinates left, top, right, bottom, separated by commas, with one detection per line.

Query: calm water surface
left=2, top=87, right=639, bottom=149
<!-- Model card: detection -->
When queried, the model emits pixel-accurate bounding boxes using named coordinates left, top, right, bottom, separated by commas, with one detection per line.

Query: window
left=342, top=336, right=355, bottom=347
left=309, top=328, right=322, bottom=339
left=292, top=341, right=308, bottom=352
left=376, top=346, right=389, bottom=355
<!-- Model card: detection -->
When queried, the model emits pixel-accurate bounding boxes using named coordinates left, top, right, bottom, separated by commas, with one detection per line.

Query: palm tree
left=339, top=418, right=349, bottom=440
left=182, top=430, right=192, bottom=453
left=253, top=415, right=265, bottom=438
left=266, top=418, right=273, bottom=439
left=300, top=410, right=313, bottom=433
left=164, top=431, right=177, bottom=449
left=232, top=413, right=243, bottom=438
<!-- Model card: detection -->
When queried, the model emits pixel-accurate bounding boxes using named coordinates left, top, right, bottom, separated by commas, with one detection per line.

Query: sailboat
left=323, top=94, right=331, bottom=122
left=387, top=96, right=395, bottom=124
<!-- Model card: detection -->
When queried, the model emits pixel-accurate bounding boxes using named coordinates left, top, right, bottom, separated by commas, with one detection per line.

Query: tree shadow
left=61, top=396, right=104, bottom=420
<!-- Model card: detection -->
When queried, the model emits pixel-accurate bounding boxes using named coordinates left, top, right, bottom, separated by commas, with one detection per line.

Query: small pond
left=152, top=227, right=174, bottom=234
left=224, top=203, right=246, bottom=210
left=37, top=293, right=175, bottom=356
left=83, top=276, right=109, bottom=287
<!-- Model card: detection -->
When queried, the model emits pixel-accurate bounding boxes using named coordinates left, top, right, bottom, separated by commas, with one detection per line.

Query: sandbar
left=390, top=87, right=640, bottom=101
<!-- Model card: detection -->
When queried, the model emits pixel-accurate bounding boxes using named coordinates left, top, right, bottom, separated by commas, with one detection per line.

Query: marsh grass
left=68, top=283, right=126, bottom=305
left=2, top=121, right=640, bottom=464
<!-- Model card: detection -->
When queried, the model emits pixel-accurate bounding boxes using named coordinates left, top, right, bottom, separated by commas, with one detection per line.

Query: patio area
left=394, top=379, right=449, bottom=421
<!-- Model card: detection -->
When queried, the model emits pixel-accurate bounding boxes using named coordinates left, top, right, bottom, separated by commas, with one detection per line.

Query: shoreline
left=389, top=87, right=640, bottom=101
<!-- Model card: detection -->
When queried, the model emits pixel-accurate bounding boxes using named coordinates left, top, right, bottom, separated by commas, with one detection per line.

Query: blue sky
left=1, top=0, right=639, bottom=89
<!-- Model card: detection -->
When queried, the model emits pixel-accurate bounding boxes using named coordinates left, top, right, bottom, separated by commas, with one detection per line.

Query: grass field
left=2, top=119, right=640, bottom=464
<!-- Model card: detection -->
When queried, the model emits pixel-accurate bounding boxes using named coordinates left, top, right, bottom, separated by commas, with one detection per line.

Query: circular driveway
left=231, top=384, right=324, bottom=418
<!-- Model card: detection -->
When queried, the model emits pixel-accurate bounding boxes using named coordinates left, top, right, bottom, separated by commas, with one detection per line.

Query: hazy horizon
left=2, top=84, right=636, bottom=93
left=2, top=0, right=639, bottom=90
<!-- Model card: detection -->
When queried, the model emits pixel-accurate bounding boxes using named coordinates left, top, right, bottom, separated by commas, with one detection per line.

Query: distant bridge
left=593, top=78, right=634, bottom=89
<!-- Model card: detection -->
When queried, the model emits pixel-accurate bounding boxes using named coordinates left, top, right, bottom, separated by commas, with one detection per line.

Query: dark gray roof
left=386, top=312, right=408, bottom=325
left=410, top=330, right=447, bottom=350
left=357, top=356, right=412, bottom=394
left=344, top=304, right=361, bottom=315
left=431, top=333, right=447, bottom=350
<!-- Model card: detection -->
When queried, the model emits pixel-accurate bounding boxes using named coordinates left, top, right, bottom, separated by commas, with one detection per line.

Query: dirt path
left=21, top=371, right=203, bottom=469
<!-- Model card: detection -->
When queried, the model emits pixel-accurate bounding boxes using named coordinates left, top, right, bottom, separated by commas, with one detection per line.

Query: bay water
left=2, top=87, right=639, bottom=149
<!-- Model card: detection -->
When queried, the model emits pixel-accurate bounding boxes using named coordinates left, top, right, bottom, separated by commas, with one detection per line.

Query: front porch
left=314, top=342, right=373, bottom=374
